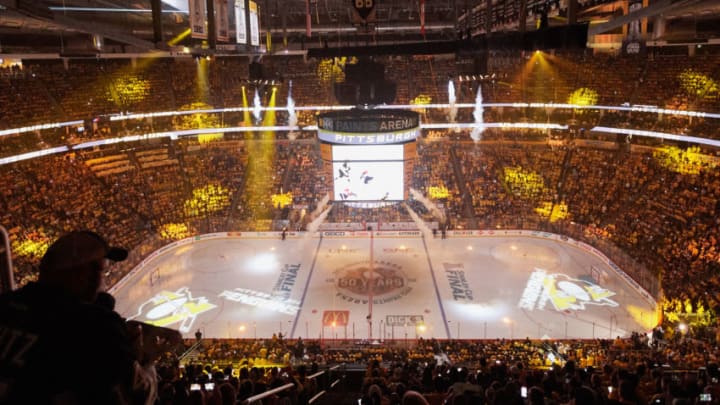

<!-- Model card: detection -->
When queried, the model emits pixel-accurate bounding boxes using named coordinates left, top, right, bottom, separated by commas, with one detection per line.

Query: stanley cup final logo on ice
left=330, top=260, right=415, bottom=305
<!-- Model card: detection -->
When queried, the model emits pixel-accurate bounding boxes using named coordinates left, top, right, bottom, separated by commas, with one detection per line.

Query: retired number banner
left=190, top=0, right=207, bottom=39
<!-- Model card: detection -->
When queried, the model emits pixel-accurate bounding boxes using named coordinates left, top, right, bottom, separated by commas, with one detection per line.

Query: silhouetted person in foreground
left=0, top=230, right=162, bottom=404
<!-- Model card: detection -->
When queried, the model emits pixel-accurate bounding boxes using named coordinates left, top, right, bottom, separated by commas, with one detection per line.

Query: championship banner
left=419, top=0, right=425, bottom=35
left=235, top=0, right=247, bottom=44
left=189, top=0, right=207, bottom=39
left=216, top=0, right=229, bottom=42
left=322, top=310, right=349, bottom=327
left=249, top=1, right=260, bottom=46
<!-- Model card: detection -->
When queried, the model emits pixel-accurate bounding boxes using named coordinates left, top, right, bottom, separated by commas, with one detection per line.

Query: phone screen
left=205, top=383, right=215, bottom=390
left=190, top=384, right=201, bottom=391
left=521, top=386, right=527, bottom=398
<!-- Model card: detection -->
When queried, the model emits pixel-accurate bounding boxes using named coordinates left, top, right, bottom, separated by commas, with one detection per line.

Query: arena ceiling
left=0, top=0, right=718, bottom=56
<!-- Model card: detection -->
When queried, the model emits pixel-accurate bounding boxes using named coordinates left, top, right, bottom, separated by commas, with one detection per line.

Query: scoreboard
left=318, top=109, right=420, bottom=205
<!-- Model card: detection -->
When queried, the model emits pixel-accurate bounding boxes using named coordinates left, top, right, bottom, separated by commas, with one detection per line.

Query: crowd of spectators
left=3, top=129, right=720, bottom=308
left=6, top=126, right=720, bottom=313
left=2, top=53, right=720, bottom=394
left=1, top=51, right=719, bottom=153
left=325, top=203, right=416, bottom=226
left=140, top=325, right=720, bottom=404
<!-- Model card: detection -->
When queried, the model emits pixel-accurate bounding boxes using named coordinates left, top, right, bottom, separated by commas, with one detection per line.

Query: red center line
left=368, top=230, right=374, bottom=340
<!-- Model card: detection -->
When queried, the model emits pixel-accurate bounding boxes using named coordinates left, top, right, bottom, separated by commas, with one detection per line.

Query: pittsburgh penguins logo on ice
left=329, top=261, right=415, bottom=305
left=129, top=287, right=216, bottom=333
left=518, top=268, right=618, bottom=312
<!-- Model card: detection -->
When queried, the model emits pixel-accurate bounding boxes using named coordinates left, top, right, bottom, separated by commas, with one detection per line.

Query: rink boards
left=111, top=230, right=657, bottom=340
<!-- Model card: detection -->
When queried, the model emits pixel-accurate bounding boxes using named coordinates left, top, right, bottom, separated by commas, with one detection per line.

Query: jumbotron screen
left=332, top=145, right=404, bottom=201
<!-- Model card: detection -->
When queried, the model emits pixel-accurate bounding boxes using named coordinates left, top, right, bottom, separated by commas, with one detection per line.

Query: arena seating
left=160, top=329, right=718, bottom=404
left=1, top=51, right=720, bottom=404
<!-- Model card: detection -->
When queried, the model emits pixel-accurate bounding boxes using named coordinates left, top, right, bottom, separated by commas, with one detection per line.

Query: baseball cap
left=39, top=231, right=128, bottom=273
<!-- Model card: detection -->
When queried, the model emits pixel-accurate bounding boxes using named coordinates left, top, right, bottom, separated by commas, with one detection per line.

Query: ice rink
left=111, top=230, right=658, bottom=341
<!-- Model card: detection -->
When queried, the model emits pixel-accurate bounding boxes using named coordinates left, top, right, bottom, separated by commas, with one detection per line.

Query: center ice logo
left=330, top=261, right=415, bottom=305
left=518, top=268, right=618, bottom=312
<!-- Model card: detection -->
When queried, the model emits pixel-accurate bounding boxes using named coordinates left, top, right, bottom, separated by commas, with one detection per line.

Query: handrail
left=242, top=383, right=294, bottom=404
left=0, top=226, right=15, bottom=294
left=308, top=390, right=326, bottom=404
left=307, top=364, right=339, bottom=379
left=178, top=340, right=203, bottom=363
left=308, top=364, right=343, bottom=404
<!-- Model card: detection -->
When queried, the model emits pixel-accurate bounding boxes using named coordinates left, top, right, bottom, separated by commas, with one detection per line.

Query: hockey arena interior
left=1, top=0, right=720, bottom=403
